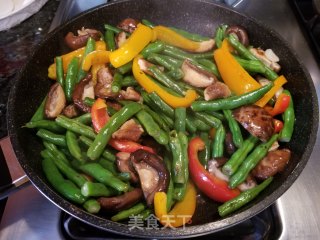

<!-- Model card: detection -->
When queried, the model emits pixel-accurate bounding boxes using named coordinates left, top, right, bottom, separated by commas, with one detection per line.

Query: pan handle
left=0, top=136, right=31, bottom=200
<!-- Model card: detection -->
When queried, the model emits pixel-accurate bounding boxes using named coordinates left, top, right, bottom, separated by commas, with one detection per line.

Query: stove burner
left=291, top=0, right=320, bottom=60
left=59, top=204, right=282, bottom=240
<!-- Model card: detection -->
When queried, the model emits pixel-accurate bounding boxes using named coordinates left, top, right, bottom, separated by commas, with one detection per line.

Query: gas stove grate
left=59, top=204, right=282, bottom=240
left=291, top=0, right=320, bottom=61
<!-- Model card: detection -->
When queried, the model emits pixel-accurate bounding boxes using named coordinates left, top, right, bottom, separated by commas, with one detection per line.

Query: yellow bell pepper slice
left=81, top=50, right=110, bottom=71
left=132, top=55, right=198, bottom=108
left=255, top=75, right=287, bottom=107
left=61, top=41, right=106, bottom=71
left=213, top=39, right=261, bottom=95
left=153, top=25, right=215, bottom=53
left=109, top=24, right=153, bottom=68
left=48, top=63, right=56, bottom=79
left=91, top=63, right=105, bottom=85
left=154, top=182, right=196, bottom=228
left=48, top=41, right=106, bottom=79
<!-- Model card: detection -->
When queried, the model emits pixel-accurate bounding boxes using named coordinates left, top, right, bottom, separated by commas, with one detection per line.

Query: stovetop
left=1, top=0, right=320, bottom=239
left=59, top=204, right=282, bottom=240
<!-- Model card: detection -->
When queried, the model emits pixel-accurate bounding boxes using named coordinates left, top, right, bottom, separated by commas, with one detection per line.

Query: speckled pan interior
left=7, top=0, right=319, bottom=238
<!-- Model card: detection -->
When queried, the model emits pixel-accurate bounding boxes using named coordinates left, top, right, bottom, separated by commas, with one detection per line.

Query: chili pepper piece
left=265, top=93, right=290, bottom=116
left=188, top=137, right=240, bottom=203
left=273, top=119, right=284, bottom=133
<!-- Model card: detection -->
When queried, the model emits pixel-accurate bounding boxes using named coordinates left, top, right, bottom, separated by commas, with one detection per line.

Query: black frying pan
left=7, top=0, right=319, bottom=238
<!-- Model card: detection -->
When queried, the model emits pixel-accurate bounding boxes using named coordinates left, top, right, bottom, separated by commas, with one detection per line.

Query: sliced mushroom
left=119, top=87, right=142, bottom=102
left=72, top=74, right=94, bottom=112
left=192, top=39, right=215, bottom=53
left=224, top=131, right=237, bottom=156
left=233, top=105, right=274, bottom=142
left=137, top=58, right=164, bottom=76
left=64, top=28, right=101, bottom=50
left=265, top=49, right=280, bottom=62
left=94, top=66, right=118, bottom=99
left=226, top=25, right=249, bottom=47
left=208, top=158, right=229, bottom=182
left=62, top=104, right=80, bottom=118
left=115, top=31, right=127, bottom=48
left=117, top=18, right=140, bottom=33
left=204, top=81, right=231, bottom=100
left=181, top=59, right=217, bottom=88
left=131, top=149, right=169, bottom=206
left=250, top=47, right=281, bottom=72
left=106, top=100, right=122, bottom=111
left=252, top=148, right=291, bottom=180
left=116, top=152, right=139, bottom=183
left=269, top=140, right=280, bottom=152
left=97, top=188, right=143, bottom=212
left=112, top=119, right=144, bottom=142
left=139, top=136, right=162, bottom=155
left=257, top=76, right=283, bottom=100
left=237, top=174, right=257, bottom=191
left=45, top=82, right=66, bottom=119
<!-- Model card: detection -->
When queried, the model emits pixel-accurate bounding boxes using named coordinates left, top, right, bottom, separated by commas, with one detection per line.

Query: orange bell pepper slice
left=255, top=75, right=287, bottom=107
left=154, top=181, right=197, bottom=228
left=91, top=98, right=110, bottom=133
left=213, top=39, right=261, bottom=95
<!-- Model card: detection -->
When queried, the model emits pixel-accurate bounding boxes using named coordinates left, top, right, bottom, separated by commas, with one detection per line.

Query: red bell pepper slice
left=91, top=98, right=110, bottom=133
left=108, top=139, right=156, bottom=154
left=265, top=93, right=291, bottom=116
left=273, top=119, right=284, bottom=133
left=188, top=137, right=240, bottom=203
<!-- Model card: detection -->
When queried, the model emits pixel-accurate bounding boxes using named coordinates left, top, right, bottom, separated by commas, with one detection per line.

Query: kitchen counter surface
left=0, top=0, right=60, bottom=139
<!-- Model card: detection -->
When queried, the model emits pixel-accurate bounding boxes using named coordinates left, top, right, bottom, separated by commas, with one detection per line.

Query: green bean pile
left=25, top=19, right=295, bottom=225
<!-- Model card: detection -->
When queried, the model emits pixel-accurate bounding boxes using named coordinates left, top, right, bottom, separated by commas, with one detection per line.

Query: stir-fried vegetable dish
left=25, top=18, right=295, bottom=227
